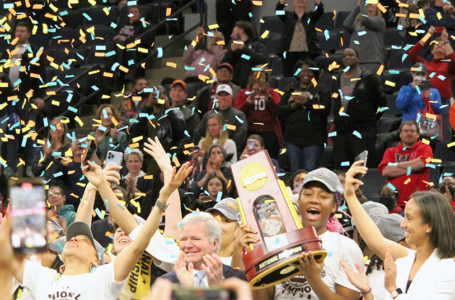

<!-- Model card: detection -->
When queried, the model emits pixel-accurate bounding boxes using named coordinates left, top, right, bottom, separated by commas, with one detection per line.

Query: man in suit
left=161, top=212, right=247, bottom=287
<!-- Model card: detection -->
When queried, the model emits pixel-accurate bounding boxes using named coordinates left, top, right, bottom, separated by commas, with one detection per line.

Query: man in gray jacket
left=193, top=85, right=248, bottom=156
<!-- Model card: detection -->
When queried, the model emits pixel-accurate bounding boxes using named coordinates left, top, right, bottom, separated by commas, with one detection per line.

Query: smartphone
left=82, top=139, right=97, bottom=162
left=435, top=26, right=444, bottom=33
left=171, top=285, right=237, bottom=300
left=354, top=150, right=368, bottom=180
left=104, top=150, right=123, bottom=171
left=233, top=34, right=241, bottom=41
left=247, top=139, right=255, bottom=150
left=9, top=178, right=47, bottom=254
left=419, top=80, right=431, bottom=90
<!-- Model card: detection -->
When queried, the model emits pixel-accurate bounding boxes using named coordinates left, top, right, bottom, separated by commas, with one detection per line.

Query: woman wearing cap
left=195, top=113, right=237, bottom=169
left=1, top=149, right=192, bottom=300
left=340, top=161, right=455, bottom=299
left=192, top=144, right=235, bottom=198
left=194, top=174, right=228, bottom=211
left=251, top=167, right=364, bottom=300
left=183, top=27, right=227, bottom=82
left=277, top=60, right=331, bottom=171
left=234, top=67, right=283, bottom=159
left=207, top=198, right=242, bottom=267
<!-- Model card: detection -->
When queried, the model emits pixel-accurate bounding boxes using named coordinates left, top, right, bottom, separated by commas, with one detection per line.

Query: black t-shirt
left=91, top=217, right=115, bottom=248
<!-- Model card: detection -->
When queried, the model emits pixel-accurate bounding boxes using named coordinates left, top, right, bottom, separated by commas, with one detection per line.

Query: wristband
left=361, top=287, right=371, bottom=295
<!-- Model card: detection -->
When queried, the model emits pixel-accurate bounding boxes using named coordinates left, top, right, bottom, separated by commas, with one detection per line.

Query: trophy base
left=243, top=227, right=327, bottom=290
left=249, top=250, right=327, bottom=290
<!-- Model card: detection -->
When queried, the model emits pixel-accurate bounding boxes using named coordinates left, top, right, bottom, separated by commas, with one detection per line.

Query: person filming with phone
left=378, top=120, right=433, bottom=209
left=396, top=62, right=442, bottom=122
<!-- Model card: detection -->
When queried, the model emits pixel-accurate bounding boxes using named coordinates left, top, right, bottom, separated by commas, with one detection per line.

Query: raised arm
left=112, top=163, right=192, bottom=282
left=143, top=137, right=182, bottom=241
left=344, top=161, right=408, bottom=261
left=343, top=6, right=360, bottom=33
left=359, top=0, right=385, bottom=32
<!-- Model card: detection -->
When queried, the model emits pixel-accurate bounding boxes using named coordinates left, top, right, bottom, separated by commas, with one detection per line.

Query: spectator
left=437, top=183, right=455, bottom=211
left=47, top=186, right=77, bottom=226
left=111, top=6, right=151, bottom=46
left=183, top=27, right=226, bottom=82
left=91, top=186, right=121, bottom=248
left=378, top=185, right=404, bottom=216
left=194, top=85, right=248, bottom=156
left=397, top=0, right=431, bottom=39
left=90, top=104, right=128, bottom=163
left=424, top=0, right=455, bottom=30
left=32, top=117, right=71, bottom=186
left=278, top=60, right=331, bottom=171
left=191, top=144, right=234, bottom=198
left=277, top=61, right=331, bottom=171
left=221, top=21, right=268, bottom=88
left=194, top=63, right=241, bottom=118
left=194, top=112, right=237, bottom=171
left=239, top=134, right=281, bottom=173
left=442, top=176, right=455, bottom=187
left=122, top=149, right=153, bottom=201
left=275, top=0, right=323, bottom=77
left=207, top=198, right=242, bottom=267
left=161, top=212, right=247, bottom=286
left=118, top=78, right=150, bottom=126
left=169, top=80, right=200, bottom=137
left=53, top=137, right=100, bottom=210
left=193, top=174, right=228, bottom=211
left=397, top=62, right=442, bottom=122
left=216, top=0, right=252, bottom=45
left=129, top=88, right=186, bottom=175
left=251, top=168, right=364, bottom=300
left=379, top=120, right=433, bottom=208
left=0, top=22, right=46, bottom=119
left=343, top=165, right=455, bottom=300
left=343, top=0, right=386, bottom=74
left=234, top=66, right=283, bottom=159
left=332, top=48, right=387, bottom=169
left=409, top=26, right=455, bottom=141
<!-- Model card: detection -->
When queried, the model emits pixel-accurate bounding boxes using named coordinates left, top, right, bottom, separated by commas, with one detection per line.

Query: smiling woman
left=252, top=168, right=364, bottom=300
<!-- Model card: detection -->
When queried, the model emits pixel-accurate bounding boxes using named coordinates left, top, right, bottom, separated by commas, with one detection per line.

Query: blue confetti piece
left=352, top=130, right=362, bottom=139
left=98, top=126, right=107, bottom=132
left=388, top=70, right=400, bottom=75
left=431, top=133, right=439, bottom=140
left=327, top=252, right=333, bottom=257
left=105, top=51, right=116, bottom=57
left=342, top=66, right=350, bottom=72
left=204, top=64, right=210, bottom=72
left=277, top=173, right=286, bottom=177
left=283, top=51, right=286, bottom=59
left=13, top=78, right=21, bottom=87
left=110, top=22, right=117, bottom=29
left=95, top=208, right=103, bottom=219
left=406, top=166, right=411, bottom=176
left=294, top=68, right=302, bottom=76
left=199, top=57, right=205, bottom=63
left=274, top=209, right=279, bottom=214
left=21, top=137, right=27, bottom=147
left=118, top=202, right=126, bottom=210
left=338, top=205, right=347, bottom=210
left=387, top=183, right=396, bottom=191
left=235, top=115, right=244, bottom=124
left=194, top=210, right=200, bottom=215
left=275, top=10, right=285, bottom=15
left=157, top=47, right=163, bottom=58
left=165, top=240, right=176, bottom=245
left=128, top=59, right=135, bottom=66
left=425, top=163, right=435, bottom=169
left=66, top=93, right=73, bottom=103
left=56, top=243, right=64, bottom=251
left=102, top=109, right=108, bottom=119
left=438, top=75, right=446, bottom=81
left=3, top=3, right=14, bottom=8
left=184, top=130, right=190, bottom=137
left=308, top=111, right=310, bottom=121
left=340, top=112, right=350, bottom=117
left=241, top=54, right=251, bottom=60
left=328, top=131, right=337, bottom=137
left=403, top=44, right=413, bottom=51
left=391, top=45, right=402, bottom=49
left=402, top=54, right=408, bottom=63
left=82, top=13, right=92, bottom=21
left=68, top=106, right=78, bottom=113
left=249, top=12, right=253, bottom=18
left=53, top=172, right=63, bottom=178
left=59, top=10, right=68, bottom=16
left=111, top=62, right=119, bottom=71
left=402, top=147, right=407, bottom=151
left=397, top=25, right=403, bottom=31
left=357, top=30, right=367, bottom=36
left=324, top=29, right=330, bottom=40
left=341, top=161, right=350, bottom=166
left=419, top=16, right=426, bottom=24
left=444, top=173, right=454, bottom=177
left=379, top=107, right=389, bottom=113
left=440, top=104, right=449, bottom=109
left=275, top=237, right=280, bottom=244
left=50, top=124, right=56, bottom=132
left=353, top=40, right=360, bottom=45
left=92, top=85, right=99, bottom=91
left=216, top=191, right=223, bottom=202
left=439, top=174, right=443, bottom=184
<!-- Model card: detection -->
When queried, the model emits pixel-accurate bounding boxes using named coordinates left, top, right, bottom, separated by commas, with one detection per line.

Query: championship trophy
left=231, top=151, right=327, bottom=290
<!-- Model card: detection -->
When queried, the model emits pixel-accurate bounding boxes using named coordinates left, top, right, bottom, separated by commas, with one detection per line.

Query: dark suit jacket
left=161, top=264, right=247, bottom=284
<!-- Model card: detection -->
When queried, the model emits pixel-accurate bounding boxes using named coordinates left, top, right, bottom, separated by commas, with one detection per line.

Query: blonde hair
left=247, top=65, right=271, bottom=89
left=201, top=113, right=228, bottom=152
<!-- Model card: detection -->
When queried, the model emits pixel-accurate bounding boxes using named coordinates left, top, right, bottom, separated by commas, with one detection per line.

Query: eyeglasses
left=401, top=129, right=417, bottom=133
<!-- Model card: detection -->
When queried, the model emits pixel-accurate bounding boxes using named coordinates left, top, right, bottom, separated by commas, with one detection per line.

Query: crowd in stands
left=4, top=0, right=455, bottom=299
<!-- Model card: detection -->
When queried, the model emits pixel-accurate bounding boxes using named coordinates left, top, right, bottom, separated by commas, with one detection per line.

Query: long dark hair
left=204, top=175, right=228, bottom=199
left=412, top=191, right=455, bottom=258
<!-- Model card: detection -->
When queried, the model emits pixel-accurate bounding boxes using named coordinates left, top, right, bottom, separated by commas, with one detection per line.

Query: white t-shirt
left=220, top=255, right=233, bottom=266
left=274, top=231, right=364, bottom=299
left=368, top=267, right=388, bottom=300
left=9, top=45, right=28, bottom=85
left=22, top=259, right=126, bottom=300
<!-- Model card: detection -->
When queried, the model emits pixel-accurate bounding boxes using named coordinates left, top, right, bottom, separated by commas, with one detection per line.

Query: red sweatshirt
left=378, top=140, right=433, bottom=207
left=234, top=88, right=281, bottom=133
left=409, top=42, right=455, bottom=99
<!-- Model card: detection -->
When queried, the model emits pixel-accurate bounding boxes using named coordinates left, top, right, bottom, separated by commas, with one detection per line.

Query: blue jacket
left=396, top=83, right=442, bottom=122
left=424, top=6, right=455, bottom=30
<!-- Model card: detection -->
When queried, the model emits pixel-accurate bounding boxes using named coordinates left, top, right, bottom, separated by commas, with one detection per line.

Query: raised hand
left=428, top=26, right=436, bottom=35
left=345, top=160, right=367, bottom=198
left=202, top=254, right=223, bottom=286
left=237, top=224, right=260, bottom=251
left=384, top=249, right=398, bottom=293
left=159, top=162, right=193, bottom=197
left=175, top=251, right=195, bottom=288
left=144, top=137, right=172, bottom=173
left=82, top=161, right=107, bottom=187
left=340, top=260, right=371, bottom=294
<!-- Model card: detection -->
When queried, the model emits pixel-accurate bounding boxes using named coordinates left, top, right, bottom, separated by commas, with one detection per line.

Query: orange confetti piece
left=409, top=13, right=420, bottom=19
left=228, top=202, right=238, bottom=210
left=119, top=65, right=129, bottom=73
left=144, top=175, right=154, bottom=179
left=129, top=142, right=139, bottom=148
left=226, top=124, right=236, bottom=130
left=311, top=78, right=318, bottom=87
left=173, top=156, right=180, bottom=167
left=166, top=62, right=177, bottom=68
left=395, top=13, right=407, bottom=18
left=184, top=143, right=195, bottom=149
left=103, top=72, right=113, bottom=77
left=111, top=117, right=118, bottom=127
left=68, top=170, right=76, bottom=175
left=252, top=0, right=262, bottom=5
left=198, top=74, right=209, bottom=82
left=376, top=65, right=384, bottom=76
left=377, top=3, right=387, bottom=13
left=166, top=7, right=172, bottom=16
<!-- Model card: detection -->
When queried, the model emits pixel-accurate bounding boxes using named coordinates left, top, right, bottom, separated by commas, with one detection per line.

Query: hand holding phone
left=354, top=151, right=368, bottom=180
left=435, top=26, right=444, bottom=33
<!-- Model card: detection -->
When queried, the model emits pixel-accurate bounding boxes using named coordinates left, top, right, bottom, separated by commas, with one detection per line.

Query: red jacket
left=378, top=140, right=433, bottom=207
left=409, top=42, right=455, bottom=99
left=234, top=88, right=284, bottom=146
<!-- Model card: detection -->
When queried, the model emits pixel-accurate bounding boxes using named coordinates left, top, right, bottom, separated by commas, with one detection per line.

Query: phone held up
left=354, top=150, right=368, bottom=180
left=9, top=178, right=47, bottom=254
left=171, top=285, right=237, bottom=300
left=104, top=151, right=123, bottom=172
